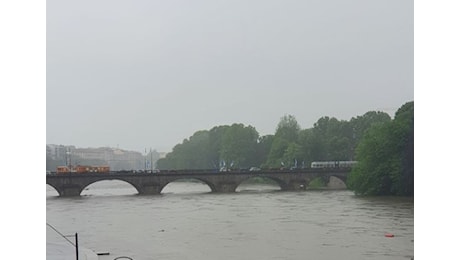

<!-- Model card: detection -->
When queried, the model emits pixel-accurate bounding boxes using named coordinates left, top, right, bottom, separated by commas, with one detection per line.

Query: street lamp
left=66, top=149, right=72, bottom=174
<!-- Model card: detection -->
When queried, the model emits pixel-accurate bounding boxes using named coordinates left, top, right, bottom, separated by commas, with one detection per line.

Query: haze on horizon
left=46, top=0, right=413, bottom=153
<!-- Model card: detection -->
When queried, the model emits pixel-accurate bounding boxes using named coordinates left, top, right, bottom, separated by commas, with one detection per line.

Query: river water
left=46, top=181, right=414, bottom=260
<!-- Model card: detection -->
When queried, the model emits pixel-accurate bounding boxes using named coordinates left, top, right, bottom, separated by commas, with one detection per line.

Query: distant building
left=46, top=145, right=162, bottom=171
left=46, top=144, right=75, bottom=160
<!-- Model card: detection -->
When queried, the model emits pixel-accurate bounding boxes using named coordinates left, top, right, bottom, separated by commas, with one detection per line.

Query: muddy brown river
left=47, top=181, right=413, bottom=260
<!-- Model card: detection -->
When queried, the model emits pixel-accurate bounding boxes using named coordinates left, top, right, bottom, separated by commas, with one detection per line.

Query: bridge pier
left=138, top=184, right=162, bottom=195
left=214, top=182, right=238, bottom=193
left=59, top=185, right=83, bottom=197
left=286, top=180, right=307, bottom=191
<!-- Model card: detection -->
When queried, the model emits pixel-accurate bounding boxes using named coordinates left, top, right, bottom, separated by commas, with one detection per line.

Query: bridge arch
left=46, top=183, right=60, bottom=196
left=326, top=175, right=347, bottom=189
left=160, top=177, right=215, bottom=194
left=80, top=179, right=140, bottom=196
left=236, top=176, right=287, bottom=192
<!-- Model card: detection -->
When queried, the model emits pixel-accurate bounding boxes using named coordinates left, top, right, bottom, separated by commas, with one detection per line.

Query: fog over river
left=47, top=181, right=413, bottom=260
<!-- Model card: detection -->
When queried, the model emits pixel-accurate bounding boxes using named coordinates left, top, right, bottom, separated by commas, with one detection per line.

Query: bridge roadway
left=46, top=168, right=351, bottom=197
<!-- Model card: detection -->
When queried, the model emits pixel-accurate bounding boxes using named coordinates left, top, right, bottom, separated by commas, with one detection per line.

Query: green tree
left=349, top=111, right=392, bottom=147
left=300, top=117, right=351, bottom=162
left=220, top=124, right=259, bottom=168
left=391, top=101, right=414, bottom=195
left=299, top=113, right=391, bottom=164
left=275, top=114, right=301, bottom=142
left=281, top=142, right=304, bottom=168
left=298, top=128, right=325, bottom=164
left=156, top=130, right=212, bottom=169
left=264, top=115, right=301, bottom=168
left=208, top=125, right=230, bottom=168
left=254, top=135, right=274, bottom=167
left=347, top=101, right=414, bottom=196
left=157, top=124, right=261, bottom=170
left=264, top=137, right=289, bottom=168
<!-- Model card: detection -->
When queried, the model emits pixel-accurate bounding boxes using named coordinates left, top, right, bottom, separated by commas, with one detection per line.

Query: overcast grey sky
left=46, top=0, right=413, bottom=153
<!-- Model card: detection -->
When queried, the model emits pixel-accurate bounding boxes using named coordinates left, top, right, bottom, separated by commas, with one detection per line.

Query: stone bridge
left=46, top=168, right=350, bottom=197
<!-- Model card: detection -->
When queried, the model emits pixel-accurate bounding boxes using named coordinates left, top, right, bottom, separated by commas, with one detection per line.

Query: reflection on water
left=47, top=182, right=413, bottom=260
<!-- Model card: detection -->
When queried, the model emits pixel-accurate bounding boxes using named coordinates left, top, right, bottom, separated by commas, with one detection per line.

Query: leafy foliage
left=219, top=124, right=259, bottom=168
left=157, top=130, right=212, bottom=169
left=157, top=124, right=259, bottom=169
left=347, top=101, right=414, bottom=196
left=156, top=101, right=411, bottom=197
left=275, top=114, right=301, bottom=142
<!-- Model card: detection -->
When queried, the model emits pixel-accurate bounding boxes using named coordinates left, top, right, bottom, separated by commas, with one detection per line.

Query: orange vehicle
left=56, top=166, right=71, bottom=174
left=56, top=165, right=110, bottom=174
left=95, top=166, right=110, bottom=173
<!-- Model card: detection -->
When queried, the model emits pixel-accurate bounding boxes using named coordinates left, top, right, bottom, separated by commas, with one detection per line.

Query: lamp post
left=66, top=149, right=72, bottom=174
left=63, top=232, right=79, bottom=260
left=75, top=233, right=79, bottom=260
left=144, top=148, right=147, bottom=172
left=150, top=148, right=153, bottom=172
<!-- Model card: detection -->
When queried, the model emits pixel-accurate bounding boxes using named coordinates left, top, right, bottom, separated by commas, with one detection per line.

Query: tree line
left=157, top=108, right=393, bottom=170
left=157, top=101, right=414, bottom=196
